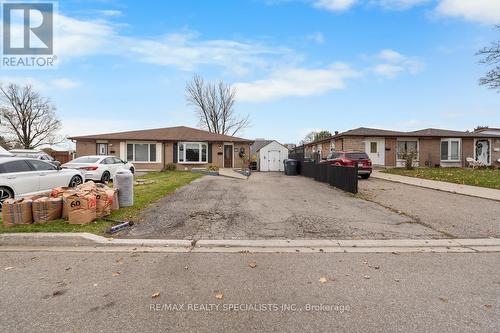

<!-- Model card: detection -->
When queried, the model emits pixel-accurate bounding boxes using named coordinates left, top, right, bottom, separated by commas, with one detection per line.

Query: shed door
left=268, top=150, right=281, bottom=171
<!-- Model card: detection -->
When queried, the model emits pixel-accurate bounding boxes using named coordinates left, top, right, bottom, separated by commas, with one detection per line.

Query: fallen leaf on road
left=319, top=277, right=328, bottom=283
left=249, top=261, right=257, bottom=268
left=107, top=237, right=114, bottom=241
left=484, top=304, right=492, bottom=309
left=52, top=289, right=66, bottom=297
left=4, top=267, right=14, bottom=271
left=65, top=267, right=71, bottom=271
left=184, top=266, right=188, bottom=270
left=115, top=257, right=123, bottom=263
left=112, top=272, right=120, bottom=277
left=151, top=292, right=160, bottom=298
left=93, top=283, right=98, bottom=287
left=394, top=278, right=400, bottom=282
left=362, top=261, right=368, bottom=264
left=214, top=292, right=224, bottom=300
left=438, top=297, right=448, bottom=303
left=363, top=275, right=370, bottom=279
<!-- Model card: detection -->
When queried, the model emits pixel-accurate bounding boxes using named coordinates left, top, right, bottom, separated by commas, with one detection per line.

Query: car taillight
left=80, top=166, right=98, bottom=171
left=342, top=159, right=355, bottom=166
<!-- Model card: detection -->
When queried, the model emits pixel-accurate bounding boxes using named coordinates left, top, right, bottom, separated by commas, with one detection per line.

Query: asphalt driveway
left=122, top=173, right=445, bottom=240
left=358, top=178, right=500, bottom=239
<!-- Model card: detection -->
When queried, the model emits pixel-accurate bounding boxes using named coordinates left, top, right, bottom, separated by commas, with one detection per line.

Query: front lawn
left=0, top=171, right=202, bottom=234
left=382, top=167, right=500, bottom=190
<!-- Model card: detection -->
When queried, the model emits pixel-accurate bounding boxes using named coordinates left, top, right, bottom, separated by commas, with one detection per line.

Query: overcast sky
left=2, top=0, right=500, bottom=145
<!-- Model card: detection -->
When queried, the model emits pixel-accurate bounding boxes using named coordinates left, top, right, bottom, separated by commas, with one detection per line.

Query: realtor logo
left=1, top=1, right=57, bottom=68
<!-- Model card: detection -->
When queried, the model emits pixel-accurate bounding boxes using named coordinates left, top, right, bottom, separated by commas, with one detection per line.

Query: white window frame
left=126, top=142, right=158, bottom=163
left=440, top=138, right=461, bottom=162
left=178, top=142, right=208, bottom=164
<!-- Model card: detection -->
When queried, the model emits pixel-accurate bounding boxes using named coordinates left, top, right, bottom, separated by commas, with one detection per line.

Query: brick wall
left=342, top=137, right=364, bottom=152
left=334, top=138, right=343, bottom=151
left=462, top=138, right=474, bottom=165
left=75, top=140, right=96, bottom=157
left=493, top=138, right=500, bottom=167
left=107, top=140, right=121, bottom=158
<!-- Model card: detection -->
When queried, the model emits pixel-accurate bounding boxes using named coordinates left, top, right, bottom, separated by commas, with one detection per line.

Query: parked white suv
left=62, top=155, right=134, bottom=183
left=0, top=157, right=84, bottom=209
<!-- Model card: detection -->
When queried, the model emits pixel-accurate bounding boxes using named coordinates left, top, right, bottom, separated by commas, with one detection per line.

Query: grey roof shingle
left=68, top=126, right=252, bottom=142
left=250, top=140, right=273, bottom=154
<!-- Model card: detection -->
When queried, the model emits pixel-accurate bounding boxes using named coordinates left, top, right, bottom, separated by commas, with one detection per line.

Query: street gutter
left=1, top=233, right=499, bottom=253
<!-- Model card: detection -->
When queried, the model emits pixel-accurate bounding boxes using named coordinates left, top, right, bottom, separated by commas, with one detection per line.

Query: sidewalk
left=372, top=170, right=500, bottom=201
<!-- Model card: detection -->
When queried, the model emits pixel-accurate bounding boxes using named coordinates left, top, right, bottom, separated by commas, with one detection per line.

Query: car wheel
left=0, top=186, right=14, bottom=210
left=101, top=171, right=111, bottom=183
left=129, top=167, right=135, bottom=174
left=360, top=174, right=370, bottom=179
left=69, top=175, right=83, bottom=188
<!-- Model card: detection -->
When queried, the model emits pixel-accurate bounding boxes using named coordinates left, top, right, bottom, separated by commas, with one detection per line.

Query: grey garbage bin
left=284, top=159, right=297, bottom=176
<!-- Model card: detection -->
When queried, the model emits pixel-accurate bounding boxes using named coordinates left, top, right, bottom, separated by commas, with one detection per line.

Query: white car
left=9, top=149, right=61, bottom=167
left=62, top=155, right=134, bottom=183
left=0, top=146, right=13, bottom=157
left=0, top=157, right=85, bottom=208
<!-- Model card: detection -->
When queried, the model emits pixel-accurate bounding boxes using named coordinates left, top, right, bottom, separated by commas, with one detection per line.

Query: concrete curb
left=1, top=233, right=500, bottom=253
left=0, top=233, right=192, bottom=248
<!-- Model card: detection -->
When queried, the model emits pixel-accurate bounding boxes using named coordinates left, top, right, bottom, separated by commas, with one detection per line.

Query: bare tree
left=0, top=83, right=62, bottom=149
left=186, top=75, right=249, bottom=136
left=300, top=131, right=317, bottom=145
left=477, top=25, right=500, bottom=91
left=300, top=130, right=331, bottom=145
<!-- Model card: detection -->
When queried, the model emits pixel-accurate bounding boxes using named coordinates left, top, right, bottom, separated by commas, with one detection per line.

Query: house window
left=126, top=143, right=157, bottom=162
left=370, top=142, right=377, bottom=153
left=397, top=140, right=418, bottom=159
left=178, top=142, right=208, bottom=163
left=441, top=139, right=461, bottom=161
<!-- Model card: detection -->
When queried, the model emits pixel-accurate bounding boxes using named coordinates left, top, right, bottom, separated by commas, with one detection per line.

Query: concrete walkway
left=218, top=168, right=248, bottom=180
left=372, top=170, right=500, bottom=201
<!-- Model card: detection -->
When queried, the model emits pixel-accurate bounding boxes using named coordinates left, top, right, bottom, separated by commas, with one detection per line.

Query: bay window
left=440, top=139, right=460, bottom=161
left=127, top=143, right=157, bottom=162
left=178, top=142, right=208, bottom=163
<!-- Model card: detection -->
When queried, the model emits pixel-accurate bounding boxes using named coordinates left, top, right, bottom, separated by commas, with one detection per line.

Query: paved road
left=0, top=251, right=498, bottom=332
left=122, top=173, right=441, bottom=239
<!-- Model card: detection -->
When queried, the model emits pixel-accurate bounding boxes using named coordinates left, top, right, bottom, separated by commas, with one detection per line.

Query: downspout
left=162, top=141, right=166, bottom=171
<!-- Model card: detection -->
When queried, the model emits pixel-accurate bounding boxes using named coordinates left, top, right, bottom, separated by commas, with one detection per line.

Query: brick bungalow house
left=298, top=127, right=499, bottom=168
left=69, top=126, right=252, bottom=172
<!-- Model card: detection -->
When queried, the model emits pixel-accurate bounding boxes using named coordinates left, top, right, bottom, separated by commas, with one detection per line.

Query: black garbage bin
left=284, top=159, right=297, bottom=176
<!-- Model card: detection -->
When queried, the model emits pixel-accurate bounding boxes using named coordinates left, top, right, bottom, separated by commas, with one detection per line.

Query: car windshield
left=71, top=157, right=100, bottom=163
left=345, top=153, right=369, bottom=160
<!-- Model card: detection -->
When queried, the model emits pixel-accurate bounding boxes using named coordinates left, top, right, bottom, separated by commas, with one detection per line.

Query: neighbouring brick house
left=69, top=126, right=252, bottom=172
left=296, top=127, right=499, bottom=168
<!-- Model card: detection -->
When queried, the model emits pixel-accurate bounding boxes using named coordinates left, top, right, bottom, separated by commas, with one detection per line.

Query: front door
left=97, top=143, right=108, bottom=155
left=224, top=145, right=233, bottom=168
left=365, top=138, right=385, bottom=166
left=475, top=139, right=491, bottom=165
left=268, top=150, right=281, bottom=171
